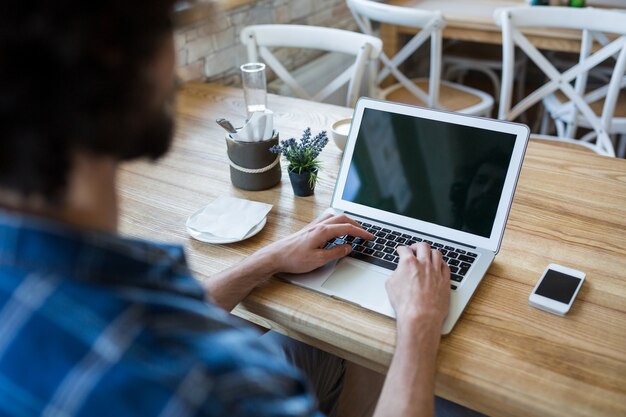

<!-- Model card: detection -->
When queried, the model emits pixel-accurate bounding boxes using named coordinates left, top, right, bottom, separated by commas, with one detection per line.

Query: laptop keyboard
left=324, top=220, right=478, bottom=291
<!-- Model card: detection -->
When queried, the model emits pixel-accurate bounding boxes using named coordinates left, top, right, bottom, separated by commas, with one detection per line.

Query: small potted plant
left=270, top=127, right=328, bottom=196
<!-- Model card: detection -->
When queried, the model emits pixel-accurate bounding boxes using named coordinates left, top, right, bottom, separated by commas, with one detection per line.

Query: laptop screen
left=341, top=108, right=517, bottom=238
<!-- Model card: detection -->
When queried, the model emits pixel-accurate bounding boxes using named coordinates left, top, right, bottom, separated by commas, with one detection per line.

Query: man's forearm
left=202, top=214, right=374, bottom=311
left=373, top=319, right=442, bottom=417
left=204, top=248, right=277, bottom=311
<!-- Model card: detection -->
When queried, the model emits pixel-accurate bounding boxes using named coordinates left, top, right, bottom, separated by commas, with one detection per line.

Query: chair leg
left=515, top=57, right=528, bottom=124
left=617, top=134, right=626, bottom=159
left=555, top=119, right=566, bottom=139
left=539, top=107, right=551, bottom=135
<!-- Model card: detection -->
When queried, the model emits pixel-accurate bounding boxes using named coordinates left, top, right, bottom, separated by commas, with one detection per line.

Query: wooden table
left=118, top=82, right=626, bottom=417
left=381, top=0, right=615, bottom=56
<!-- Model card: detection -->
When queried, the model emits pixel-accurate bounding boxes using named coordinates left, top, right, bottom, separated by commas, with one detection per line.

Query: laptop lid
left=331, top=98, right=529, bottom=254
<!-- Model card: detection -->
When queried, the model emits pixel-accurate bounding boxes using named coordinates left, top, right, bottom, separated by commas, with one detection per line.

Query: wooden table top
left=118, top=82, right=626, bottom=417
left=383, top=0, right=621, bottom=53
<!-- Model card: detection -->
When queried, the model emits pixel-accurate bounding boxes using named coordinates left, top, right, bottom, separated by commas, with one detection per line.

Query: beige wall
left=174, top=0, right=357, bottom=86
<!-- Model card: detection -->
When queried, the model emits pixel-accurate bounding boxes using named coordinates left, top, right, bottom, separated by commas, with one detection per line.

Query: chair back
left=347, top=0, right=445, bottom=108
left=240, top=24, right=381, bottom=108
left=495, top=7, right=626, bottom=156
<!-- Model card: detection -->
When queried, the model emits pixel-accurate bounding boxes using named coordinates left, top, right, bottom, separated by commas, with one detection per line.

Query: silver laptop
left=283, top=98, right=529, bottom=334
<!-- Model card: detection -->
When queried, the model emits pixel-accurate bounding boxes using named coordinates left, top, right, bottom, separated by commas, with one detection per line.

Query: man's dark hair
left=0, top=1, right=178, bottom=203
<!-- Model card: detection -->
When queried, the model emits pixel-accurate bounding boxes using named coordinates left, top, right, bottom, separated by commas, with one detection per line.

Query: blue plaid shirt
left=0, top=212, right=320, bottom=417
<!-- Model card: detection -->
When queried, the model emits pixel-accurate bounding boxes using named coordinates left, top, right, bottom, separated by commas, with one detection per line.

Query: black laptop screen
left=341, top=108, right=517, bottom=238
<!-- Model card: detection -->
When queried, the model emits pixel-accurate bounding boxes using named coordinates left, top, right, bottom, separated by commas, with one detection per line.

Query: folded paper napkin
left=186, top=196, right=273, bottom=240
left=232, top=109, right=274, bottom=142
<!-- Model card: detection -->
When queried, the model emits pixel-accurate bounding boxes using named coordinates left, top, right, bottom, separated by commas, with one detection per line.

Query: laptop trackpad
left=321, top=260, right=389, bottom=310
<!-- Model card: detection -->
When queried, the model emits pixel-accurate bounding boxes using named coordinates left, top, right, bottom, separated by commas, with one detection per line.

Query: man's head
left=0, top=1, right=179, bottom=205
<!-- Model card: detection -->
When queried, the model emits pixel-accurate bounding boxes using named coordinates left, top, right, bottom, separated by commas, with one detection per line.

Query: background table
left=118, top=82, right=626, bottom=417
left=381, top=0, right=620, bottom=56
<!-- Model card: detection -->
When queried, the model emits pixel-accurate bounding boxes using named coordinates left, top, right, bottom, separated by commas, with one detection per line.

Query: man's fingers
left=319, top=244, right=352, bottom=263
left=320, top=214, right=362, bottom=228
left=431, top=248, right=443, bottom=271
left=306, top=215, right=370, bottom=239
left=395, top=244, right=415, bottom=262
left=415, top=242, right=431, bottom=264
left=315, top=223, right=373, bottom=242
left=441, top=260, right=451, bottom=279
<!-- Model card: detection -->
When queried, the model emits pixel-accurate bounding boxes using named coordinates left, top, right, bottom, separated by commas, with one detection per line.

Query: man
left=0, top=1, right=452, bottom=416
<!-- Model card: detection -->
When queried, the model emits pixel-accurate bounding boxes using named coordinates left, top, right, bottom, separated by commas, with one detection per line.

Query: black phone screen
left=535, top=269, right=582, bottom=304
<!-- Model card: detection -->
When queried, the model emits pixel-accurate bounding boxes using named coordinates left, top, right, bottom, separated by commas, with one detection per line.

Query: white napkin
left=233, top=109, right=274, bottom=142
left=186, top=196, right=272, bottom=240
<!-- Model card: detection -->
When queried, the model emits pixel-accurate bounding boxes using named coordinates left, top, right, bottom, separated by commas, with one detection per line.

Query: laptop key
left=352, top=237, right=364, bottom=245
left=458, top=255, right=475, bottom=264
left=451, top=284, right=458, bottom=290
left=402, top=233, right=411, bottom=239
left=384, top=254, right=395, bottom=262
left=448, top=252, right=459, bottom=259
left=451, top=274, right=463, bottom=282
left=385, top=240, right=397, bottom=248
left=391, top=231, right=401, bottom=236
left=349, top=251, right=397, bottom=271
left=361, top=222, right=371, bottom=227
left=443, top=256, right=449, bottom=263
left=455, top=248, right=466, bottom=254
left=371, top=225, right=381, bottom=231
left=459, top=264, right=471, bottom=276
left=448, top=259, right=460, bottom=266
left=395, top=237, right=407, bottom=244
left=433, top=243, right=444, bottom=248
left=375, top=231, right=386, bottom=237
left=383, top=246, right=395, bottom=254
left=374, top=250, right=385, bottom=258
left=467, top=252, right=478, bottom=258
left=444, top=245, right=455, bottom=251
left=364, top=241, right=375, bottom=248
left=382, top=228, right=391, bottom=233
left=407, top=240, right=417, bottom=246
left=449, top=265, right=460, bottom=274
left=363, top=248, right=375, bottom=255
left=440, top=249, right=448, bottom=256
left=375, top=237, right=386, bottom=244
left=354, top=245, right=365, bottom=252
left=374, top=244, right=384, bottom=251
left=424, top=240, right=433, bottom=245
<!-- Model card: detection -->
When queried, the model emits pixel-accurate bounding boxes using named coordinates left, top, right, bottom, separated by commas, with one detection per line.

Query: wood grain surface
left=118, top=82, right=626, bottom=417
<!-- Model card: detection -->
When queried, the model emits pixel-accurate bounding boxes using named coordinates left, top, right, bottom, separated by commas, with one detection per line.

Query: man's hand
left=205, top=213, right=372, bottom=311
left=373, top=243, right=451, bottom=417
left=257, top=213, right=374, bottom=276
left=385, top=242, right=451, bottom=331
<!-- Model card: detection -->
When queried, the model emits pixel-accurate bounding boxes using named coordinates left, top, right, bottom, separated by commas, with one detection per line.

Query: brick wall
left=174, top=0, right=357, bottom=86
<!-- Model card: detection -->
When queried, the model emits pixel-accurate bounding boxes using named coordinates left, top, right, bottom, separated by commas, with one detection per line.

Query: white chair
left=347, top=0, right=493, bottom=116
left=495, top=7, right=626, bottom=157
left=240, top=24, right=382, bottom=108
left=442, top=41, right=528, bottom=112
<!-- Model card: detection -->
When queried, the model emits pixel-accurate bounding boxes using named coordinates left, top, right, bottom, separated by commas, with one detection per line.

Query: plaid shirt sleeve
left=0, top=216, right=325, bottom=417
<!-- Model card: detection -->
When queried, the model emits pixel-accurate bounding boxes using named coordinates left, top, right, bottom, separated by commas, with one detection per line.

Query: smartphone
left=528, top=263, right=586, bottom=316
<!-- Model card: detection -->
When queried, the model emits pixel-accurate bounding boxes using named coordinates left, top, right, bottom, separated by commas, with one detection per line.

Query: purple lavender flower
left=270, top=128, right=328, bottom=176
